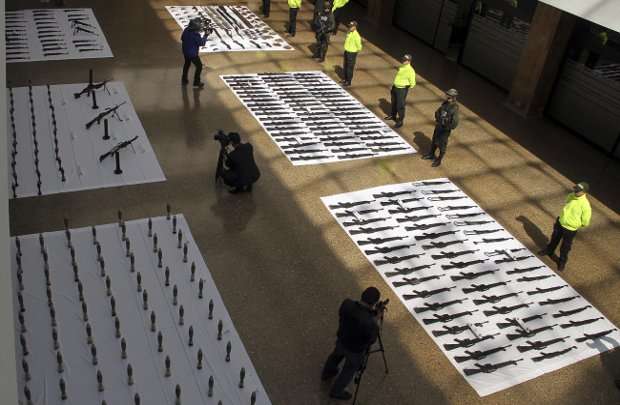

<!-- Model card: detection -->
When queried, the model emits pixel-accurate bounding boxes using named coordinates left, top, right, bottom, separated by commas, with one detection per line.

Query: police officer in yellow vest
left=332, top=0, right=350, bottom=34
left=385, top=54, right=416, bottom=128
left=341, top=21, right=362, bottom=87
left=539, top=182, right=592, bottom=271
left=288, top=0, right=302, bottom=37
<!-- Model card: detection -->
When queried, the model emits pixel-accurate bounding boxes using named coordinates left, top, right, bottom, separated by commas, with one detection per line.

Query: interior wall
left=0, top=0, right=19, bottom=403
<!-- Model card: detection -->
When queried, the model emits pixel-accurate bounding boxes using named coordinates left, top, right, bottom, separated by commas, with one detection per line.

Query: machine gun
left=462, top=281, right=509, bottom=294
left=526, top=285, right=568, bottom=296
left=85, top=101, right=126, bottom=129
left=402, top=286, right=456, bottom=300
left=392, top=274, right=444, bottom=288
left=495, top=313, right=546, bottom=329
left=443, top=333, right=499, bottom=351
left=74, top=79, right=109, bottom=99
left=432, top=249, right=479, bottom=260
left=384, top=264, right=434, bottom=278
left=374, top=253, right=423, bottom=266
left=516, top=336, right=569, bottom=352
left=356, top=236, right=406, bottom=246
left=442, top=259, right=488, bottom=271
left=99, top=136, right=138, bottom=175
left=415, top=231, right=458, bottom=241
left=551, top=305, right=591, bottom=318
left=364, top=243, right=415, bottom=255
left=483, top=302, right=533, bottom=317
left=494, top=254, right=534, bottom=264
left=450, top=269, right=498, bottom=282
left=507, top=324, right=557, bottom=340
left=423, top=310, right=479, bottom=326
left=575, top=329, right=617, bottom=343
left=421, top=239, right=467, bottom=250
left=473, top=291, right=521, bottom=305
left=532, top=347, right=577, bottom=362
left=405, top=222, right=449, bottom=232
left=560, top=317, right=603, bottom=329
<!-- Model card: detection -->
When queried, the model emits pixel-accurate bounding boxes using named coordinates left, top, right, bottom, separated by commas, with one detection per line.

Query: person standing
left=538, top=182, right=592, bottom=271
left=385, top=54, right=416, bottom=128
left=341, top=21, right=362, bottom=87
left=262, top=0, right=271, bottom=17
left=331, top=0, right=350, bottom=34
left=181, top=18, right=209, bottom=89
left=322, top=287, right=381, bottom=400
left=312, top=6, right=335, bottom=62
left=422, top=89, right=460, bottom=167
left=288, top=0, right=302, bottom=37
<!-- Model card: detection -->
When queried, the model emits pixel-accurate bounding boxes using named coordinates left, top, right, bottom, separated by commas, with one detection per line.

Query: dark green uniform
left=426, top=101, right=459, bottom=164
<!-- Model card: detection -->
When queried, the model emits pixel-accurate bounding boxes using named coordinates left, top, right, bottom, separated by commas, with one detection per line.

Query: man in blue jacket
left=181, top=18, right=210, bottom=89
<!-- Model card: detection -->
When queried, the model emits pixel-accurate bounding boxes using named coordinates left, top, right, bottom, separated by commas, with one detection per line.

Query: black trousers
left=428, top=127, right=450, bottom=161
left=182, top=56, right=203, bottom=85
left=390, top=86, right=408, bottom=123
left=289, top=8, right=299, bottom=34
left=322, top=341, right=365, bottom=395
left=343, top=51, right=357, bottom=83
left=333, top=8, right=344, bottom=33
left=262, top=0, right=271, bottom=17
left=546, top=218, right=577, bottom=264
left=315, top=35, right=329, bottom=60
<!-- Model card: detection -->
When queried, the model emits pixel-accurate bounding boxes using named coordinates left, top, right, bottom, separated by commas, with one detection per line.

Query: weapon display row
left=223, top=72, right=415, bottom=165
left=11, top=211, right=271, bottom=405
left=323, top=179, right=619, bottom=391
left=166, top=5, right=292, bottom=52
left=5, top=8, right=111, bottom=63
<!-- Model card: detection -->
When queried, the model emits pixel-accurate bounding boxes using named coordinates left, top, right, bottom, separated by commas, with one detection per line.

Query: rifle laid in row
left=432, top=321, right=489, bottom=337
left=438, top=205, right=477, bottom=212
left=526, top=285, right=568, bottom=296
left=463, top=229, right=503, bottom=236
left=575, top=329, right=617, bottom=343
left=374, top=253, right=423, bottom=266
left=450, top=269, right=498, bottom=282
left=413, top=298, right=467, bottom=313
left=342, top=217, right=386, bottom=228
left=415, top=231, right=458, bottom=241
left=507, top=324, right=557, bottom=341
left=483, top=302, right=533, bottom=317
left=454, top=345, right=512, bottom=363
left=446, top=212, right=486, bottom=219
left=356, top=236, right=405, bottom=246
left=350, top=225, right=397, bottom=236
left=329, top=200, right=373, bottom=209
left=496, top=313, right=546, bottom=329
left=380, top=198, right=425, bottom=207
left=516, top=274, right=555, bottom=283
left=463, top=359, right=523, bottom=376
left=494, top=254, right=534, bottom=264
left=427, top=196, right=467, bottom=201
left=442, top=259, right=488, bottom=271
left=424, top=310, right=479, bottom=326
left=402, top=286, right=456, bottom=300
left=396, top=214, right=436, bottom=223
left=473, top=237, right=513, bottom=245
left=532, top=346, right=577, bottom=362
left=516, top=336, right=569, bottom=352
left=560, top=317, right=603, bottom=329
left=443, top=333, right=499, bottom=351
left=364, top=243, right=415, bottom=255
left=388, top=206, right=431, bottom=214
left=454, top=220, right=494, bottom=227
left=506, top=265, right=545, bottom=275
left=372, top=190, right=416, bottom=198
left=421, top=189, right=460, bottom=195
left=538, top=296, right=579, bottom=306
left=392, top=274, right=444, bottom=288
left=551, top=305, right=591, bottom=318
left=462, top=281, right=510, bottom=294
left=384, top=264, right=434, bottom=278
left=473, top=291, right=521, bottom=305
left=422, top=239, right=467, bottom=250
left=432, top=249, right=479, bottom=260
left=405, top=222, right=448, bottom=231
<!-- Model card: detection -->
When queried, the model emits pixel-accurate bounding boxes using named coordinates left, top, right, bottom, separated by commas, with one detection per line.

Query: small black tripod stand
left=352, top=301, right=389, bottom=405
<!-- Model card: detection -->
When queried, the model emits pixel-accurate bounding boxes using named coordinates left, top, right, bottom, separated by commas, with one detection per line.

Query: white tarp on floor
left=11, top=214, right=271, bottom=405
left=322, top=178, right=619, bottom=396
left=222, top=71, right=416, bottom=165
left=5, top=8, right=113, bottom=63
left=166, top=5, right=293, bottom=52
left=7, top=81, right=165, bottom=198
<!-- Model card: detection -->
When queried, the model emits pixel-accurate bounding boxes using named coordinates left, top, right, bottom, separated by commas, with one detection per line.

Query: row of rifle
left=5, top=10, right=29, bottom=61
left=15, top=209, right=258, bottom=404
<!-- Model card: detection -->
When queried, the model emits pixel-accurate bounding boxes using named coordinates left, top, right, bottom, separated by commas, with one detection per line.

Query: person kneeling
left=222, top=133, right=260, bottom=193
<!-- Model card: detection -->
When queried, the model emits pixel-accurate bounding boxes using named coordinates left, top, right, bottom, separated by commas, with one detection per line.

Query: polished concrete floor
left=7, top=0, right=620, bottom=404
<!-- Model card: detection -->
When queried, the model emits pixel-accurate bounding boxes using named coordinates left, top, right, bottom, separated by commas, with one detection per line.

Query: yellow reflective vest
left=393, top=64, right=416, bottom=88
left=344, top=30, right=362, bottom=53
left=288, top=0, right=301, bottom=8
left=559, top=193, right=591, bottom=231
left=332, top=0, right=350, bottom=11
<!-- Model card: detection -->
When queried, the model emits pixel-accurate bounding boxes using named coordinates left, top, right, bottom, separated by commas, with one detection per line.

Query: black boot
left=421, top=154, right=434, bottom=160
left=431, top=158, right=442, bottom=167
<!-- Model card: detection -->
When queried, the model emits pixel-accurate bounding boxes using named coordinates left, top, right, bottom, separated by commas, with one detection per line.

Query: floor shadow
left=209, top=187, right=257, bottom=233
left=334, top=65, right=344, bottom=81
left=600, top=342, right=620, bottom=385
left=515, top=215, right=548, bottom=248
left=378, top=98, right=391, bottom=116
left=308, top=42, right=318, bottom=56
left=413, top=131, right=430, bottom=152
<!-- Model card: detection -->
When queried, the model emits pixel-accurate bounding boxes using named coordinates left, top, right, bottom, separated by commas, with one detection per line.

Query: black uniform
left=262, top=0, right=271, bottom=17
left=312, top=0, right=325, bottom=31
left=322, top=299, right=379, bottom=396
left=289, top=6, right=300, bottom=36
left=313, top=12, right=335, bottom=61
left=426, top=101, right=459, bottom=163
left=222, top=143, right=261, bottom=191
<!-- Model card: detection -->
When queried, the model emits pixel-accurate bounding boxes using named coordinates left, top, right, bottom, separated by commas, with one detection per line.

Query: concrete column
left=367, top=0, right=396, bottom=26
left=507, top=2, right=576, bottom=117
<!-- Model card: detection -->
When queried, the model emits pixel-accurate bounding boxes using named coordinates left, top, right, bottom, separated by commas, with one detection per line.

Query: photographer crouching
left=215, top=131, right=261, bottom=193
left=322, top=287, right=386, bottom=400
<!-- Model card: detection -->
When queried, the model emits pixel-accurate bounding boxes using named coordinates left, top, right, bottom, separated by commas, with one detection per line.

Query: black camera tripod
left=352, top=302, right=389, bottom=405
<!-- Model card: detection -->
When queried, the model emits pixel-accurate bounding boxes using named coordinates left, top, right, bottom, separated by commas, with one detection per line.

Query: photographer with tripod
left=214, top=131, right=260, bottom=193
left=322, top=287, right=388, bottom=401
left=181, top=17, right=212, bottom=89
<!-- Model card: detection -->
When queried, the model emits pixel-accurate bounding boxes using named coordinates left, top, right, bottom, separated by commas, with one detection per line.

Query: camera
left=374, top=299, right=389, bottom=314
left=197, top=16, right=216, bottom=33
left=213, top=129, right=231, bottom=148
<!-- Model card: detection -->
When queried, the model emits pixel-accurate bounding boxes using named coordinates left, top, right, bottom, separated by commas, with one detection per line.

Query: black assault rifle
left=463, top=359, right=523, bottom=376
left=85, top=101, right=126, bottom=129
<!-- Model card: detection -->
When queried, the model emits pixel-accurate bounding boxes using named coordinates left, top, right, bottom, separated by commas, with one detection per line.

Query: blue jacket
left=181, top=28, right=207, bottom=58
